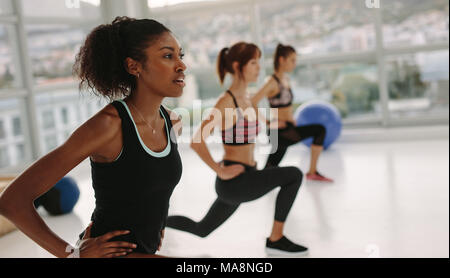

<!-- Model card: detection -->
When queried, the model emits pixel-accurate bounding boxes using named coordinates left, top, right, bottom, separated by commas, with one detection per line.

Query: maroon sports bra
left=221, top=90, right=260, bottom=145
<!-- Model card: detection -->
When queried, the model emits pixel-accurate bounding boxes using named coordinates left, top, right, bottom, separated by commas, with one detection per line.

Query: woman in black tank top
left=0, top=17, right=186, bottom=258
left=74, top=17, right=187, bottom=257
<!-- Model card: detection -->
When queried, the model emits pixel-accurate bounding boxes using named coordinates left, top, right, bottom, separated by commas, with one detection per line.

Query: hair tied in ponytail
left=273, top=43, right=296, bottom=71
left=216, top=42, right=261, bottom=85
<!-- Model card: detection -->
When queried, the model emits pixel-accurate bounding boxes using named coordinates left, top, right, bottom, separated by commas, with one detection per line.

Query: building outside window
left=12, top=116, right=22, bottom=136
left=61, top=107, right=69, bottom=125
left=0, top=119, right=5, bottom=139
left=44, top=134, right=58, bottom=152
left=0, top=146, right=8, bottom=168
left=15, top=142, right=25, bottom=162
left=42, top=110, right=55, bottom=130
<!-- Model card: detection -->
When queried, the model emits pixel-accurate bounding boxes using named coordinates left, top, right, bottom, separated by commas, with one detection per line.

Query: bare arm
left=190, top=95, right=244, bottom=180
left=190, top=101, right=224, bottom=174
left=252, top=98, right=284, bottom=130
left=252, top=77, right=290, bottom=129
left=251, top=77, right=277, bottom=107
left=0, top=109, right=122, bottom=258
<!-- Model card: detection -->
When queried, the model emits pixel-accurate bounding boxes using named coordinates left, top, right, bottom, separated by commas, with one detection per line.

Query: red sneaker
left=306, top=171, right=334, bottom=182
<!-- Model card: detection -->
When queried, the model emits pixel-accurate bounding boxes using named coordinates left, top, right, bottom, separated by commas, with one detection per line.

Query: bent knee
left=197, top=228, right=213, bottom=238
left=315, top=124, right=326, bottom=135
left=195, top=222, right=215, bottom=238
left=286, top=167, right=303, bottom=185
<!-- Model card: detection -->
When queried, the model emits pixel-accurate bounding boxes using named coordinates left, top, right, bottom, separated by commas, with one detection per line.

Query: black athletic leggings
left=265, top=122, right=326, bottom=168
left=166, top=160, right=303, bottom=238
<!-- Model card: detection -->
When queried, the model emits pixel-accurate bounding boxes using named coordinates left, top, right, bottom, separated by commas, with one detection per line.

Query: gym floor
left=0, top=130, right=448, bottom=258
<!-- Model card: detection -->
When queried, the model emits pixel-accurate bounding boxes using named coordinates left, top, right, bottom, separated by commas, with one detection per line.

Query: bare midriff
left=223, top=144, right=256, bottom=167
left=273, top=106, right=295, bottom=124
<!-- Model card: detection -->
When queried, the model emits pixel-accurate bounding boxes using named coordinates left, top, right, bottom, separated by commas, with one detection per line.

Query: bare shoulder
left=266, top=76, right=280, bottom=98
left=197, top=92, right=234, bottom=126
left=215, top=91, right=235, bottom=110
left=69, top=103, right=122, bottom=151
left=87, top=104, right=121, bottom=136
left=265, top=75, right=275, bottom=82
left=267, top=75, right=279, bottom=88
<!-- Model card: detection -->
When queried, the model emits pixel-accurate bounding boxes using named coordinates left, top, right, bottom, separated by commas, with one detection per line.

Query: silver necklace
left=128, top=102, right=157, bottom=134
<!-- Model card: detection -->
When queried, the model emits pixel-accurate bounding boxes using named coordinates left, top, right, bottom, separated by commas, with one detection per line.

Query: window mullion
left=11, top=0, right=42, bottom=159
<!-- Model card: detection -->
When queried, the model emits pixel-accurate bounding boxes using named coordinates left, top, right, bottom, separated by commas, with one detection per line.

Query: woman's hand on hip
left=71, top=222, right=137, bottom=258
left=217, top=163, right=245, bottom=180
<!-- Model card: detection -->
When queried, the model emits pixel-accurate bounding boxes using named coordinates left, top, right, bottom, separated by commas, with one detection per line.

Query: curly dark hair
left=73, top=16, right=171, bottom=101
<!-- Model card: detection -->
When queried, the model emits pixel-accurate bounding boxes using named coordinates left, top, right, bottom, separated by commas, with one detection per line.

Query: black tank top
left=78, top=100, right=182, bottom=254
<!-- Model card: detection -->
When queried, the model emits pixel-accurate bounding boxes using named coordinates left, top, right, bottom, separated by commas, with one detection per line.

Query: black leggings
left=265, top=123, right=326, bottom=168
left=166, top=160, right=303, bottom=238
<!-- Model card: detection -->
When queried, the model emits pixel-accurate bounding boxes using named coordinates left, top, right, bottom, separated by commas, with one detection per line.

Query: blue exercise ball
left=34, top=176, right=80, bottom=215
left=294, top=101, right=342, bottom=150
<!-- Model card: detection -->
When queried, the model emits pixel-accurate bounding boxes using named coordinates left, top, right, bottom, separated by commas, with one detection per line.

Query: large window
left=0, top=24, right=20, bottom=90
left=285, top=61, right=380, bottom=120
left=154, top=3, right=253, bottom=106
left=0, top=98, right=29, bottom=168
left=385, top=49, right=449, bottom=118
left=21, top=0, right=101, bottom=20
left=26, top=25, right=85, bottom=86
left=0, top=0, right=104, bottom=171
left=259, top=0, right=376, bottom=58
left=147, top=0, right=448, bottom=125
left=382, top=0, right=449, bottom=48
left=0, top=0, right=448, bottom=172
left=35, top=89, right=107, bottom=153
left=0, top=0, right=13, bottom=16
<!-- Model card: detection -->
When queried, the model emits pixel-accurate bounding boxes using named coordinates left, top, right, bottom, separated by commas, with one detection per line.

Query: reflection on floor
left=0, top=139, right=448, bottom=258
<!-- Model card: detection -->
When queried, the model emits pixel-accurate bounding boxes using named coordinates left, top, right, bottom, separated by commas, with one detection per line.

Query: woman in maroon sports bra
left=166, top=42, right=308, bottom=256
